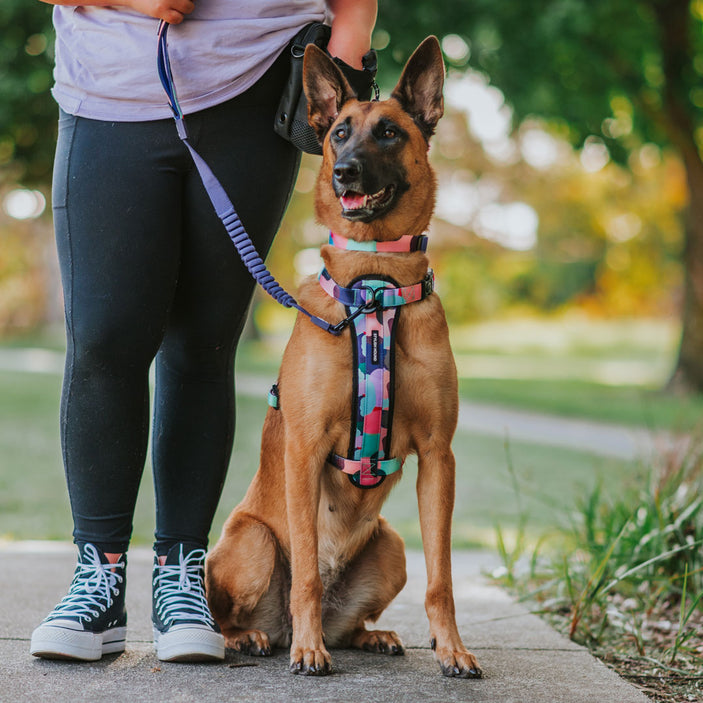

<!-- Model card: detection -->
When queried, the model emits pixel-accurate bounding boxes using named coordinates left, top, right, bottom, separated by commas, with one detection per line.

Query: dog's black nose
left=334, top=158, right=362, bottom=185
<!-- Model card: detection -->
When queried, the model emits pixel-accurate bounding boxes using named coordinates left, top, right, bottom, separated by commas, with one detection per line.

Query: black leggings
left=53, top=51, right=300, bottom=554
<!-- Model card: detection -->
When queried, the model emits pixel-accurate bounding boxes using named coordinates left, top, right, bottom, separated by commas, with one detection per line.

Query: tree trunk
left=669, top=149, right=703, bottom=393
left=652, top=0, right=703, bottom=393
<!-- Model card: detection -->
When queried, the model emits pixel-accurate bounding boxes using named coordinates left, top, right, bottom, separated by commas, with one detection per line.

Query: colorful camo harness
left=271, top=231, right=434, bottom=489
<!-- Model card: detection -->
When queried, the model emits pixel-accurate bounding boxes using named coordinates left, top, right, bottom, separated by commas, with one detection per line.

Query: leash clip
left=330, top=293, right=381, bottom=334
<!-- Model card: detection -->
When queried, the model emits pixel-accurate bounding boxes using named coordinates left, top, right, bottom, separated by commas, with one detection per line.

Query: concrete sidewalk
left=0, top=543, right=649, bottom=703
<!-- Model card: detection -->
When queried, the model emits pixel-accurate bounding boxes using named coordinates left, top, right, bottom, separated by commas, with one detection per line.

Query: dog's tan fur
left=206, top=37, right=482, bottom=678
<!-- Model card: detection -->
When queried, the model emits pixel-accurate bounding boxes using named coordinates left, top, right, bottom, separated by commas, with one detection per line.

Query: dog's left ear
left=391, top=36, right=445, bottom=141
left=303, top=44, right=356, bottom=143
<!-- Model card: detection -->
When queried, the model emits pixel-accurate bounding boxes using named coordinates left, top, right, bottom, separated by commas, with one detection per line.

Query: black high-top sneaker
left=30, top=543, right=127, bottom=661
left=152, top=543, right=224, bottom=662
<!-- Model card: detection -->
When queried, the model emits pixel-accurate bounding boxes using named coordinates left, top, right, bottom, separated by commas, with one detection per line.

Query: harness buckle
left=330, top=291, right=382, bottom=334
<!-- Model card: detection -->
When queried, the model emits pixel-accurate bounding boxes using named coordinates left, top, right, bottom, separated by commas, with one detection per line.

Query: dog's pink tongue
left=341, top=193, right=366, bottom=210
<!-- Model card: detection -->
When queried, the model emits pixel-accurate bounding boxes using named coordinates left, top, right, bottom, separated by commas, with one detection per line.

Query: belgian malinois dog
left=206, top=36, right=482, bottom=679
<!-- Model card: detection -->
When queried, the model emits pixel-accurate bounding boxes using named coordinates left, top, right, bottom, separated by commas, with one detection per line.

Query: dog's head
left=303, top=37, right=445, bottom=242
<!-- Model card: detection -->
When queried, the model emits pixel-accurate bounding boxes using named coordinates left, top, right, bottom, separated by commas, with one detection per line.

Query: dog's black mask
left=330, top=116, right=410, bottom=223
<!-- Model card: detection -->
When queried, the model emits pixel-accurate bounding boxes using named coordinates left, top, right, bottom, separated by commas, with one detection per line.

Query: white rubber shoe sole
left=153, top=624, right=225, bottom=662
left=30, top=621, right=126, bottom=661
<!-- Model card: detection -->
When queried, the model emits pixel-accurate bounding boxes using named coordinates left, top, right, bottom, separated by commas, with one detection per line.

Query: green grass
left=0, top=362, right=638, bottom=549
left=458, top=377, right=703, bottom=431
left=492, top=440, right=703, bottom=702
left=0, top=316, right=694, bottom=548
left=449, top=314, right=703, bottom=432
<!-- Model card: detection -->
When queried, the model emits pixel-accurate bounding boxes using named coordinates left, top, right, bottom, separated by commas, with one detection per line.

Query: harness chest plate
left=319, top=266, right=434, bottom=488
left=332, top=277, right=402, bottom=488
left=269, top=233, right=433, bottom=490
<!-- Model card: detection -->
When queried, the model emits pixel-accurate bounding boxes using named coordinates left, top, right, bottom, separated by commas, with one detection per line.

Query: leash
left=157, top=21, right=343, bottom=336
left=158, top=23, right=436, bottom=488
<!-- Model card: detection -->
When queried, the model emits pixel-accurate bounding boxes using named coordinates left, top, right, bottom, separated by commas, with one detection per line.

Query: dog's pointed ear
left=391, top=36, right=445, bottom=141
left=303, top=44, right=356, bottom=142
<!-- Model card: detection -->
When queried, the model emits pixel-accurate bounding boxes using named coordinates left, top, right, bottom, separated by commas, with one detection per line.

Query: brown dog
left=206, top=36, right=482, bottom=679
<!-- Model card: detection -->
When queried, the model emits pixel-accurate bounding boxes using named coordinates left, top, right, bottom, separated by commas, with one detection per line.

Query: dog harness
left=318, top=232, right=434, bottom=488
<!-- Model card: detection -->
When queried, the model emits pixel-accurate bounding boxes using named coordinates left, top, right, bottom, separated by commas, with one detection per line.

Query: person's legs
left=31, top=110, right=191, bottom=660
left=55, top=111, right=190, bottom=552
left=149, top=52, right=301, bottom=661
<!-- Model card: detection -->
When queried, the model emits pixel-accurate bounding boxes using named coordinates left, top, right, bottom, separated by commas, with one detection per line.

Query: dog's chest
left=315, top=481, right=388, bottom=584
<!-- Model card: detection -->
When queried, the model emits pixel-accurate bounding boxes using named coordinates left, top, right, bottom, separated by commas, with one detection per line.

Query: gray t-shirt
left=52, top=0, right=327, bottom=121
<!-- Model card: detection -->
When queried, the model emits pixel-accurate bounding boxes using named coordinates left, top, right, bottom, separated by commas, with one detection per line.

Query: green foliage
left=494, top=440, right=703, bottom=687
left=0, top=0, right=55, bottom=185
left=0, top=219, right=51, bottom=333
left=377, top=0, right=703, bottom=159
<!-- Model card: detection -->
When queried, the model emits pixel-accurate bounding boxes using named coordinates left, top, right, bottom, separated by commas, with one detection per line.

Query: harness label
left=370, top=330, right=380, bottom=365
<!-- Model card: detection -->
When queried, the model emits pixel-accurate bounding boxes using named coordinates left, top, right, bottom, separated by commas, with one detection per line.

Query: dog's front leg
left=285, top=439, right=331, bottom=676
left=417, top=446, right=482, bottom=678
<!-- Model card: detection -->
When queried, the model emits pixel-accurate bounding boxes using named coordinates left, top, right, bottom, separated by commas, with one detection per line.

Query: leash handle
left=156, top=21, right=341, bottom=336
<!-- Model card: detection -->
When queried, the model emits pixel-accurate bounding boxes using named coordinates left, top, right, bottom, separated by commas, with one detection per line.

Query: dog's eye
left=334, top=127, right=347, bottom=140
left=384, top=128, right=397, bottom=139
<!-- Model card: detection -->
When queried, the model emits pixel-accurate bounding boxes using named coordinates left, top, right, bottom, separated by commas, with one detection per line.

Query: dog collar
left=329, top=231, right=428, bottom=253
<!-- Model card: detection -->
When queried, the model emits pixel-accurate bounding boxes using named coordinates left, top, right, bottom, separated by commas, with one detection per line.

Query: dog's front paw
left=431, top=639, right=482, bottom=678
left=289, top=645, right=332, bottom=676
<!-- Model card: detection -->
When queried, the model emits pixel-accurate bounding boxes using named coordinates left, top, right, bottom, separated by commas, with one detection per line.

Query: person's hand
left=124, top=0, right=194, bottom=24
left=326, top=0, right=376, bottom=69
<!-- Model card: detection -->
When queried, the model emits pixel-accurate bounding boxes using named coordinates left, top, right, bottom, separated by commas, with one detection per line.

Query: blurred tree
left=377, top=0, right=703, bottom=393
left=0, top=1, right=55, bottom=186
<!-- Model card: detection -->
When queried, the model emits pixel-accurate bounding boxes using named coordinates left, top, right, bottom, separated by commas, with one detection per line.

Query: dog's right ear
left=303, top=44, right=356, bottom=143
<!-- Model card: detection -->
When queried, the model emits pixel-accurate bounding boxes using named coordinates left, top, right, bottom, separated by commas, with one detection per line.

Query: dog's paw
left=352, top=629, right=405, bottom=655
left=289, top=646, right=332, bottom=676
left=432, top=640, right=482, bottom=678
left=225, top=629, right=272, bottom=657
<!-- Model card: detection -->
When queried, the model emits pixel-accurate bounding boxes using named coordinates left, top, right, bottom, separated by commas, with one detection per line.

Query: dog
left=205, top=36, right=482, bottom=679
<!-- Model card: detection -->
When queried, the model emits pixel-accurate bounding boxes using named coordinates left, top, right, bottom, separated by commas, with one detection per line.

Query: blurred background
left=2, top=0, right=703, bottom=548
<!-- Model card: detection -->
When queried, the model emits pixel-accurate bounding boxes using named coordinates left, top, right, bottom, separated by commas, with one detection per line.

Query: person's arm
left=326, top=0, right=377, bottom=69
left=37, top=0, right=194, bottom=25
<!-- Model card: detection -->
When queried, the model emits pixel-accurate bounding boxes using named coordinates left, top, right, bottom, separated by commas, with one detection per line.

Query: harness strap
left=318, top=268, right=434, bottom=309
left=329, top=455, right=403, bottom=477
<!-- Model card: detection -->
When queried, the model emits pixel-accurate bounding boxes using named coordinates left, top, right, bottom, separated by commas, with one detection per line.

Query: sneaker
left=30, top=543, right=127, bottom=661
left=152, top=543, right=224, bottom=662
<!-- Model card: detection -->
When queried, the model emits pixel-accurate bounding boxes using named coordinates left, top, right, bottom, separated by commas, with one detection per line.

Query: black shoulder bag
left=274, top=22, right=378, bottom=155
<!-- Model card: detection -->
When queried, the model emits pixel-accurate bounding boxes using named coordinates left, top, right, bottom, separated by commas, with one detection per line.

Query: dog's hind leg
left=323, top=518, right=407, bottom=654
left=206, top=514, right=287, bottom=655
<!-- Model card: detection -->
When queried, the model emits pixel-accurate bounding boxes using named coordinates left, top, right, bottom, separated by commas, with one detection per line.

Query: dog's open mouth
left=340, top=185, right=396, bottom=221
